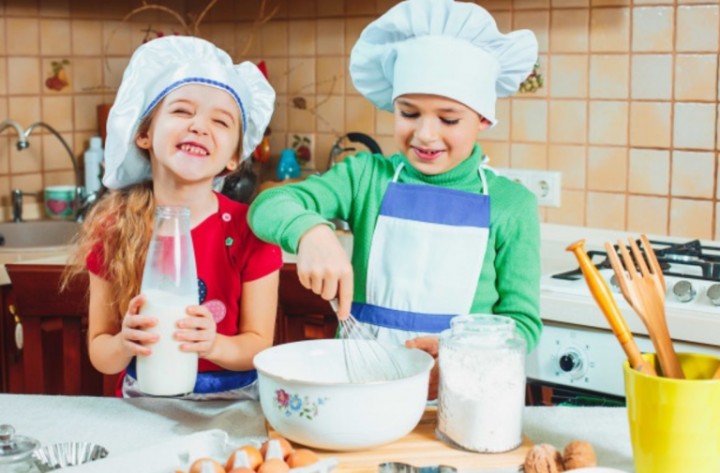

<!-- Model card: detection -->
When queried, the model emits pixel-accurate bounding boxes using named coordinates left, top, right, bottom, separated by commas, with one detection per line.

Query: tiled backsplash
left=1, top=0, right=720, bottom=240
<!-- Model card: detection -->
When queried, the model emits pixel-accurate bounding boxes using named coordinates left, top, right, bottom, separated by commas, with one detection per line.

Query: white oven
left=526, top=224, right=720, bottom=403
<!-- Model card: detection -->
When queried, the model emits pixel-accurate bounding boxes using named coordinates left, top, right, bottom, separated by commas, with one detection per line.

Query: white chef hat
left=349, top=0, right=538, bottom=127
left=103, top=36, right=275, bottom=190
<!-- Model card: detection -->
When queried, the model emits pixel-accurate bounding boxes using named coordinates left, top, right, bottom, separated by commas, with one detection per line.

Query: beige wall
left=1, top=0, right=720, bottom=239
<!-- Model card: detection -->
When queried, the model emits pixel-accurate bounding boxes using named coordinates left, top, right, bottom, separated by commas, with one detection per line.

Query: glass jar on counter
left=436, top=314, right=526, bottom=453
left=0, top=424, right=40, bottom=473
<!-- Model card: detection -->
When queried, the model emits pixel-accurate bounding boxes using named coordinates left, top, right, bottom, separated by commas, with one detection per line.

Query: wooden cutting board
left=269, top=408, right=531, bottom=472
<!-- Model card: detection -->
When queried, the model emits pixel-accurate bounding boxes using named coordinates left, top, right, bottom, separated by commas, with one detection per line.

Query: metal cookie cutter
left=378, top=463, right=457, bottom=473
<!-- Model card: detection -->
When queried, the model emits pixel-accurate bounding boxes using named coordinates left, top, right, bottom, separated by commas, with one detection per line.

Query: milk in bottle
left=136, top=206, right=198, bottom=396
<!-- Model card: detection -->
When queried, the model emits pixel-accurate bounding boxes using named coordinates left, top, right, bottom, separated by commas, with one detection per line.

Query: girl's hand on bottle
left=297, top=224, right=354, bottom=320
left=120, top=294, right=158, bottom=357
left=176, top=305, right=217, bottom=358
left=406, top=336, right=440, bottom=400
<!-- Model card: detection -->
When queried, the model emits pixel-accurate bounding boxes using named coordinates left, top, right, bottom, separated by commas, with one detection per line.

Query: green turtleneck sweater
left=248, top=145, right=542, bottom=350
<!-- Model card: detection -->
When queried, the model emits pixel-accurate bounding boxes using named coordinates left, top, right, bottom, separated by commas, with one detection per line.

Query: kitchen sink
left=0, top=220, right=79, bottom=249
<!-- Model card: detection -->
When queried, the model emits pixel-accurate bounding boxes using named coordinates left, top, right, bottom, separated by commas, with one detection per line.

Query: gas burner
left=552, top=239, right=720, bottom=283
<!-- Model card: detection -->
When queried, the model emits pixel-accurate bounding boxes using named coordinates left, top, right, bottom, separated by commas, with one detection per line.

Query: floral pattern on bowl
left=274, top=389, right=327, bottom=420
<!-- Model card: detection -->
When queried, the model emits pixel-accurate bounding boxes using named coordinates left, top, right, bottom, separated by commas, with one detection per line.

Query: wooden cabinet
left=0, top=286, right=24, bottom=393
left=3, top=264, right=117, bottom=396
left=275, top=263, right=338, bottom=344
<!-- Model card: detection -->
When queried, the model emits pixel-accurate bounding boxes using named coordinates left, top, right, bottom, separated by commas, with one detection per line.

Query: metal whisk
left=331, top=300, right=406, bottom=383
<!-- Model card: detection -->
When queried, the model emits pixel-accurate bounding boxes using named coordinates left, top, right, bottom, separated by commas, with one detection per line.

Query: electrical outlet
left=495, top=168, right=562, bottom=208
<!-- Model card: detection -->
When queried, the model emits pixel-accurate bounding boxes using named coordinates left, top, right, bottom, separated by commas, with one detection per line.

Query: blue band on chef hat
left=140, top=77, right=247, bottom=131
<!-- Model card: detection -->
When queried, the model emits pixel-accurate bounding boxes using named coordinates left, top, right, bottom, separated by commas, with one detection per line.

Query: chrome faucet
left=0, top=119, right=29, bottom=150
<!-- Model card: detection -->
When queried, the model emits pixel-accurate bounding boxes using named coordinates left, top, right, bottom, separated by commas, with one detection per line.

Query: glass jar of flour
left=436, top=314, right=526, bottom=453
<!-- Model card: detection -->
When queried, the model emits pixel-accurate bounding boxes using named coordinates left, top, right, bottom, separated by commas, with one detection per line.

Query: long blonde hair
left=62, top=182, right=156, bottom=322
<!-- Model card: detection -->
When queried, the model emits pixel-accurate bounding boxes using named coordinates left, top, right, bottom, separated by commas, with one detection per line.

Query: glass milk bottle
left=436, top=314, right=526, bottom=453
left=137, top=206, right=198, bottom=396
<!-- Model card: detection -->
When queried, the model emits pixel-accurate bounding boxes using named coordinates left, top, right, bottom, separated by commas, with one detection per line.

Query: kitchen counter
left=0, top=394, right=635, bottom=472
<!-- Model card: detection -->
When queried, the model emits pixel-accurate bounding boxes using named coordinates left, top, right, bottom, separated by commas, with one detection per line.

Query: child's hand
left=175, top=305, right=217, bottom=358
left=120, top=294, right=158, bottom=357
left=297, top=224, right=354, bottom=320
left=406, top=336, right=440, bottom=400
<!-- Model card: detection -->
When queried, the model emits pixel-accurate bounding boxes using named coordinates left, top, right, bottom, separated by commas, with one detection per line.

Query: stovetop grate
left=552, top=239, right=720, bottom=282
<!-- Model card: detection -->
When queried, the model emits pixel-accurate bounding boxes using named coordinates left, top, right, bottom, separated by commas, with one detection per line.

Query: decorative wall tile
left=586, top=191, right=626, bottom=230
left=587, top=146, right=627, bottom=192
left=673, top=103, right=716, bottom=151
left=549, top=100, right=586, bottom=144
left=288, top=95, right=316, bottom=133
left=631, top=54, right=672, bottom=100
left=675, top=54, right=718, bottom=101
left=632, top=7, right=674, bottom=52
left=288, top=57, right=316, bottom=95
left=629, top=102, right=671, bottom=148
left=550, top=55, right=588, bottom=98
left=588, top=101, right=628, bottom=146
left=70, top=58, right=102, bottom=93
left=589, top=54, right=629, bottom=99
left=511, top=99, right=548, bottom=143
left=676, top=5, right=719, bottom=53
left=628, top=148, right=670, bottom=195
left=550, top=9, right=589, bottom=53
left=316, top=95, right=345, bottom=134
left=670, top=198, right=713, bottom=239
left=671, top=151, right=715, bottom=199
left=549, top=144, right=586, bottom=190
left=590, top=7, right=629, bottom=52
left=627, top=195, right=668, bottom=235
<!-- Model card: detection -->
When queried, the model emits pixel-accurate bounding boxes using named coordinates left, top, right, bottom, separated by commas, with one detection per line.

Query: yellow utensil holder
left=624, top=352, right=720, bottom=473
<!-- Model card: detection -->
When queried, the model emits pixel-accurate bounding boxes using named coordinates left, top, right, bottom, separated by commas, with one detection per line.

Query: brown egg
left=260, top=437, right=294, bottom=460
left=257, top=458, right=290, bottom=473
left=228, top=468, right=255, bottom=473
left=188, top=457, right=225, bottom=473
left=286, top=449, right=320, bottom=468
left=225, top=445, right=263, bottom=471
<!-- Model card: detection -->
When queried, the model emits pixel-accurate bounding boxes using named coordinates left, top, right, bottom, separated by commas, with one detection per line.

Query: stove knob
left=673, top=280, right=696, bottom=303
left=707, top=284, right=720, bottom=306
left=558, top=350, right=584, bottom=378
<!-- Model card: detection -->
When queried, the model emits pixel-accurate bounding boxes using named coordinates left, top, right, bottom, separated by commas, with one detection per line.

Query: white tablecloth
left=0, top=395, right=635, bottom=472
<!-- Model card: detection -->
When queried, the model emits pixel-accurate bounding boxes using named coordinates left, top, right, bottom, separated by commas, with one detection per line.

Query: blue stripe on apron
left=380, top=182, right=490, bottom=227
left=126, top=358, right=257, bottom=395
left=351, top=302, right=455, bottom=333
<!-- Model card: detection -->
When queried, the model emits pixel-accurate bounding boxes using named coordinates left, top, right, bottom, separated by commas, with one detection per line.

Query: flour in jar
left=437, top=341, right=525, bottom=452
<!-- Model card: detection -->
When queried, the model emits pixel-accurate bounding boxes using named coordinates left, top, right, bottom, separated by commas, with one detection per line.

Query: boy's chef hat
left=103, top=36, right=275, bottom=190
left=349, top=0, right=538, bottom=126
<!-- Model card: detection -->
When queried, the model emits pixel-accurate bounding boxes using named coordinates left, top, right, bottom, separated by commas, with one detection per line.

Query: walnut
left=562, top=440, right=597, bottom=470
left=524, top=443, right=565, bottom=473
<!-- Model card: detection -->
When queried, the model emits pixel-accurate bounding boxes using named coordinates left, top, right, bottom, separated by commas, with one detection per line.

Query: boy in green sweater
left=249, top=0, right=542, bottom=392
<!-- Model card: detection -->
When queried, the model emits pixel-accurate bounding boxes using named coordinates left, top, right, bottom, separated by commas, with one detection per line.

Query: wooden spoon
left=605, top=236, right=684, bottom=379
left=567, top=240, right=656, bottom=376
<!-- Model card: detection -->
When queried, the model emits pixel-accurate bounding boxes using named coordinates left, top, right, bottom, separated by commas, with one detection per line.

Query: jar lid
left=0, top=424, right=40, bottom=464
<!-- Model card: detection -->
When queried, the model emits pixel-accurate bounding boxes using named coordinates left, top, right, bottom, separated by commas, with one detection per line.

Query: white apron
left=352, top=162, right=492, bottom=346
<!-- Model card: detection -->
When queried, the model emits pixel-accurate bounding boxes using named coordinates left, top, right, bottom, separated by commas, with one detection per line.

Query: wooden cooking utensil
left=605, top=235, right=684, bottom=379
left=713, top=364, right=720, bottom=380
left=567, top=240, right=656, bottom=376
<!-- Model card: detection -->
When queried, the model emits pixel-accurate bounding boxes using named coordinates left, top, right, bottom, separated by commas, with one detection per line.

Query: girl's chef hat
left=103, top=36, right=275, bottom=190
left=349, top=0, right=537, bottom=126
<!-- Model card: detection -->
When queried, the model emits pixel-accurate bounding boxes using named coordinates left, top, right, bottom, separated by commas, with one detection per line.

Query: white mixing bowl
left=253, top=339, right=434, bottom=451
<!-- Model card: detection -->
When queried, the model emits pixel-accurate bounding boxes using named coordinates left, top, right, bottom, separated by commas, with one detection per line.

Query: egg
left=226, top=445, right=263, bottom=471
left=260, top=437, right=293, bottom=460
left=257, top=458, right=290, bottom=473
left=287, top=449, right=320, bottom=468
left=228, top=468, right=255, bottom=473
left=188, top=457, right=225, bottom=473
